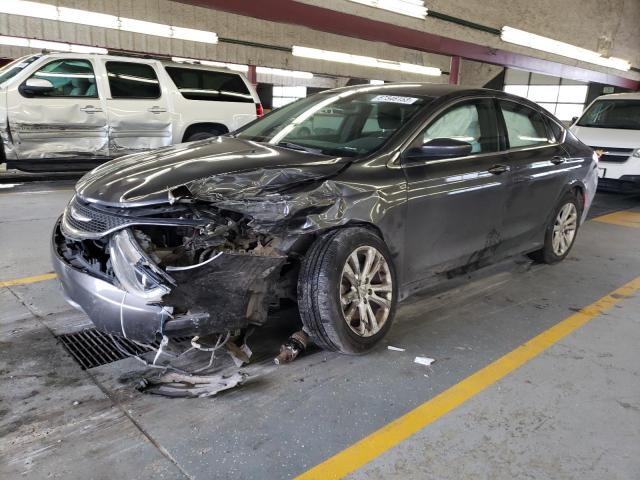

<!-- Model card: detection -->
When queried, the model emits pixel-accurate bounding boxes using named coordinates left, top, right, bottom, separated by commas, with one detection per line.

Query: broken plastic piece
left=274, top=330, right=309, bottom=365
left=226, top=341, right=253, bottom=367
left=137, top=371, right=247, bottom=398
left=414, top=356, right=435, bottom=366
left=387, top=346, right=405, bottom=352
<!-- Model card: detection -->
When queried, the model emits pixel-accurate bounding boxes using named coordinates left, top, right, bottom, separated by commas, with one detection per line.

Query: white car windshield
left=577, top=99, right=640, bottom=130
left=0, top=55, right=40, bottom=86
left=236, top=87, right=430, bottom=157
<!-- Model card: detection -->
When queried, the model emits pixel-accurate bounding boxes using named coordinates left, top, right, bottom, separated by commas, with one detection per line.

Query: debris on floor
left=274, top=330, right=309, bottom=365
left=136, top=371, right=247, bottom=398
left=387, top=345, right=406, bottom=352
left=226, top=341, right=253, bottom=367
left=414, top=356, right=435, bottom=367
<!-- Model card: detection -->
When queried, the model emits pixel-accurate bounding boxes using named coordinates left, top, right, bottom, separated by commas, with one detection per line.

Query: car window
left=164, top=66, right=253, bottom=103
left=419, top=99, right=499, bottom=154
left=576, top=99, right=640, bottom=130
left=546, top=118, right=564, bottom=143
left=27, top=59, right=98, bottom=97
left=236, top=90, right=430, bottom=157
left=500, top=101, right=551, bottom=148
left=106, top=61, right=160, bottom=99
left=0, top=55, right=40, bottom=86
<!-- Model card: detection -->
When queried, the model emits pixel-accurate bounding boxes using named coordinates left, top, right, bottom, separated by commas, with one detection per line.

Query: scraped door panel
left=7, top=58, right=108, bottom=161
left=102, top=60, right=172, bottom=157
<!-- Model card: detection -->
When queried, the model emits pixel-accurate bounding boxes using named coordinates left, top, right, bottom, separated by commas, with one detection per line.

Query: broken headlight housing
left=109, top=229, right=173, bottom=301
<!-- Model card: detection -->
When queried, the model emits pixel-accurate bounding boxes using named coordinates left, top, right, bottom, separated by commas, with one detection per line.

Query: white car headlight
left=632, top=148, right=640, bottom=158
left=109, top=229, right=172, bottom=301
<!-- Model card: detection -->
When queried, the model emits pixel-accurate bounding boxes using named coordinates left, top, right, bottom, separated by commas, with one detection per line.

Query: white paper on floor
left=414, top=356, right=435, bottom=366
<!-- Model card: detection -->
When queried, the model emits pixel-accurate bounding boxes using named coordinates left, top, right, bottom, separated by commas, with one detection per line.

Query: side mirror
left=571, top=116, right=579, bottom=125
left=405, top=138, right=473, bottom=162
left=19, top=78, right=54, bottom=97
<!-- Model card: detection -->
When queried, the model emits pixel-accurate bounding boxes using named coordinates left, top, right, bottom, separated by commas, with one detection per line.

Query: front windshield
left=236, top=86, right=431, bottom=157
left=577, top=99, right=640, bottom=130
left=0, top=55, right=40, bottom=86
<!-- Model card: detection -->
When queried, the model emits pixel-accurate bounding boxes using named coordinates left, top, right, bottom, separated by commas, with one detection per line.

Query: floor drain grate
left=57, top=328, right=153, bottom=370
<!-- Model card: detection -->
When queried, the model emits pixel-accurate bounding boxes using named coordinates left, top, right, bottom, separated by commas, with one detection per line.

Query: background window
left=29, top=59, right=97, bottom=97
left=165, top=67, right=253, bottom=102
left=106, top=62, right=160, bottom=99
left=500, top=101, right=550, bottom=148
left=273, top=86, right=307, bottom=108
left=503, top=69, right=588, bottom=122
left=422, top=101, right=498, bottom=154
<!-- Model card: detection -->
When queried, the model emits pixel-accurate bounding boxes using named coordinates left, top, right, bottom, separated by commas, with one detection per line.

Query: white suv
left=0, top=52, right=262, bottom=171
left=570, top=92, right=640, bottom=190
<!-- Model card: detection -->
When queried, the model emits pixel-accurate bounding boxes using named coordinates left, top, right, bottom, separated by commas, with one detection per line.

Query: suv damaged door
left=102, top=60, right=172, bottom=157
left=401, top=97, right=509, bottom=287
left=7, top=57, right=109, bottom=164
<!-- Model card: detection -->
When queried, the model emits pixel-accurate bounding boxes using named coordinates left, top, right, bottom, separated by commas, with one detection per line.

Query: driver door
left=402, top=98, right=510, bottom=284
left=7, top=57, right=109, bottom=163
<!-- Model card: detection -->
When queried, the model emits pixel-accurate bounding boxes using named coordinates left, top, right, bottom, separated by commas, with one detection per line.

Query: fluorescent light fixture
left=347, top=0, right=427, bottom=19
left=256, top=66, right=313, bottom=79
left=0, top=35, right=107, bottom=54
left=0, top=0, right=218, bottom=44
left=292, top=46, right=441, bottom=76
left=171, top=57, right=249, bottom=72
left=501, top=26, right=631, bottom=72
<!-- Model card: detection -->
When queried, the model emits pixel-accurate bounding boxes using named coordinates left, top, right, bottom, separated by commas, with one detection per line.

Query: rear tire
left=297, top=227, right=397, bottom=354
left=528, top=191, right=582, bottom=264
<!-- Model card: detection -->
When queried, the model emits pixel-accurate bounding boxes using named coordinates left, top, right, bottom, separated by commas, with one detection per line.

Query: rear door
left=402, top=98, right=510, bottom=283
left=497, top=100, right=573, bottom=252
left=7, top=57, right=109, bottom=163
left=100, top=60, right=172, bottom=157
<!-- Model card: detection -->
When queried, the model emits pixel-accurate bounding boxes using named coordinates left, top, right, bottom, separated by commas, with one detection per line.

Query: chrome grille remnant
left=60, top=196, right=206, bottom=240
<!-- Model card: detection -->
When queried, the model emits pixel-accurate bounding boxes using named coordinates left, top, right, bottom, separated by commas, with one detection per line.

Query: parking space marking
left=295, top=275, right=640, bottom=480
left=0, top=272, right=57, bottom=288
left=593, top=210, right=640, bottom=228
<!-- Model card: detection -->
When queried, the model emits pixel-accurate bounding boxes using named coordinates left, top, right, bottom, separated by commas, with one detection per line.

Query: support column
left=449, top=56, right=461, bottom=85
left=248, top=64, right=257, bottom=87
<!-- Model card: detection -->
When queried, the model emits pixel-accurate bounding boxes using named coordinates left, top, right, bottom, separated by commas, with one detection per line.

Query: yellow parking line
left=593, top=210, right=640, bottom=228
left=295, top=276, right=640, bottom=480
left=0, top=272, right=57, bottom=288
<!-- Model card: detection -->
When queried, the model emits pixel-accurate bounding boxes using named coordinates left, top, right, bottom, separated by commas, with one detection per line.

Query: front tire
left=528, top=191, right=582, bottom=264
left=297, top=227, right=398, bottom=354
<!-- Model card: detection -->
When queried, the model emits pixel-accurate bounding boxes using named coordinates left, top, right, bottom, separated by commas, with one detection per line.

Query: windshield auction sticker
left=371, top=95, right=419, bottom=104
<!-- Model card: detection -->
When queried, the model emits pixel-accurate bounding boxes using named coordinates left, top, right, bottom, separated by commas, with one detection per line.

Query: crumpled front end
left=52, top=195, right=290, bottom=344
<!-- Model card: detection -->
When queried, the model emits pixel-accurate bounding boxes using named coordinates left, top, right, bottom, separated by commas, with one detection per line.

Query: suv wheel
left=529, top=191, right=582, bottom=264
left=298, top=227, right=397, bottom=354
left=186, top=129, right=223, bottom=142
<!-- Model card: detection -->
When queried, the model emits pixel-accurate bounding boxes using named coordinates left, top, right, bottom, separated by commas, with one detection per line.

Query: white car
left=570, top=92, right=640, bottom=190
left=0, top=52, right=262, bottom=171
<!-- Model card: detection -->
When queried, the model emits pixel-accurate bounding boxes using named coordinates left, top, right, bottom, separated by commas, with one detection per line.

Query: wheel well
left=571, top=185, right=586, bottom=210
left=182, top=123, right=229, bottom=142
left=291, top=222, right=386, bottom=259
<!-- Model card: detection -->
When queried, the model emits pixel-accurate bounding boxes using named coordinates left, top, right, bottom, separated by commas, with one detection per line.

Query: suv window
left=164, top=66, right=253, bottom=103
left=500, top=101, right=550, bottom=148
left=419, top=99, right=499, bottom=154
left=106, top=61, right=160, bottom=99
left=26, top=59, right=98, bottom=97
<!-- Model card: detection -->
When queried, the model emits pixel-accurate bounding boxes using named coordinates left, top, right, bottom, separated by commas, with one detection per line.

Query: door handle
left=488, top=164, right=510, bottom=175
left=80, top=105, right=103, bottom=114
left=148, top=106, right=167, bottom=114
left=551, top=156, right=567, bottom=165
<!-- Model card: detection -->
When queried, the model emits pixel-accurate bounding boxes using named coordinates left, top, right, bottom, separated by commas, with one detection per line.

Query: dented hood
left=75, top=136, right=348, bottom=206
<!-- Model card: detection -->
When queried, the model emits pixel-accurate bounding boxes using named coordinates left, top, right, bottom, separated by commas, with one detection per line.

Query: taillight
left=256, top=103, right=264, bottom=117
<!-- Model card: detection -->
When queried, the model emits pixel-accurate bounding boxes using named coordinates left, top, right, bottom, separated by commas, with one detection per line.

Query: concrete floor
left=1, top=182, right=639, bottom=479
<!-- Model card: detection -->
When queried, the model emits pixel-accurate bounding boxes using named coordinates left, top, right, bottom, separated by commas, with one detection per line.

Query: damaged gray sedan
left=52, top=83, right=597, bottom=354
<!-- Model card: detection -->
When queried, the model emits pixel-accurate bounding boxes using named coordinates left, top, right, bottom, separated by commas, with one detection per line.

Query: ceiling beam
left=178, top=0, right=638, bottom=89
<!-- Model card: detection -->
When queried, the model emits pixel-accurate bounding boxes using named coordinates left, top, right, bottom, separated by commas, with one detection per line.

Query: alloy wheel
left=552, top=203, right=578, bottom=256
left=339, top=245, right=393, bottom=337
